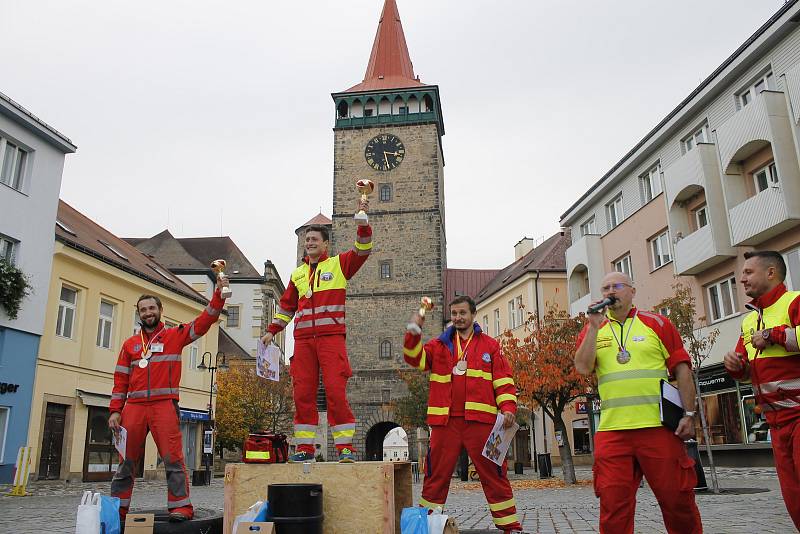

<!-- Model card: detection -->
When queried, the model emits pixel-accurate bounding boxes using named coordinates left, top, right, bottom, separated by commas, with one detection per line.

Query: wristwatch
left=762, top=329, right=772, bottom=343
left=684, top=411, right=696, bottom=418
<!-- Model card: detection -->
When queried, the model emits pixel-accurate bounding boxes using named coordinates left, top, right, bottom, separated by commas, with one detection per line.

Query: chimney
left=514, top=237, right=534, bottom=260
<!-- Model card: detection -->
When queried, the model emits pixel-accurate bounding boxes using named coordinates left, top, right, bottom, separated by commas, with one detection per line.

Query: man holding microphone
left=574, top=271, right=702, bottom=534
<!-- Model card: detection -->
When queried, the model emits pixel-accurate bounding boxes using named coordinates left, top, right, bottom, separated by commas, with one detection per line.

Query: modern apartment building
left=560, top=1, right=800, bottom=464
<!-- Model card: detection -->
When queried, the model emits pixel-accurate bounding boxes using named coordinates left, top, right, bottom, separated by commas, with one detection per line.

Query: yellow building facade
left=28, top=201, right=220, bottom=482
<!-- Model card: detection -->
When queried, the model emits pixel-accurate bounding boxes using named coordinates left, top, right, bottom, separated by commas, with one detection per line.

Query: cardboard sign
left=236, top=522, right=275, bottom=533
left=124, top=513, right=154, bottom=534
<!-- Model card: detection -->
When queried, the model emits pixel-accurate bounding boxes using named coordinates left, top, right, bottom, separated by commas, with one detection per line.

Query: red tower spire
left=345, top=0, right=425, bottom=92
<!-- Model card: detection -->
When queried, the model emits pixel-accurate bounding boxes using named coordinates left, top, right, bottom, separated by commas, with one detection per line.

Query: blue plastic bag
left=254, top=500, right=271, bottom=522
left=400, top=507, right=428, bottom=534
left=99, top=495, right=121, bottom=534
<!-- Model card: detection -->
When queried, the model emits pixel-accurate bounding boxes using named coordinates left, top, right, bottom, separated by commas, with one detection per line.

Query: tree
left=0, top=258, right=32, bottom=320
left=502, top=304, right=593, bottom=484
left=654, top=281, right=721, bottom=493
left=215, top=362, right=294, bottom=452
left=393, top=368, right=430, bottom=430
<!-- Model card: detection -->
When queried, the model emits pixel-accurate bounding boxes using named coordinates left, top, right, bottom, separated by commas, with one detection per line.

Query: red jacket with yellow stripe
left=109, top=289, right=225, bottom=414
left=404, top=322, right=518, bottom=426
left=267, top=225, right=372, bottom=340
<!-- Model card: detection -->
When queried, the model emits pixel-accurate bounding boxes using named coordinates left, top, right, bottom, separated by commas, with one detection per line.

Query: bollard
left=8, top=446, right=32, bottom=496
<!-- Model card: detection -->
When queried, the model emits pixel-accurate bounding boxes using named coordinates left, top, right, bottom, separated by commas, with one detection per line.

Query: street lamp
left=197, top=351, right=228, bottom=484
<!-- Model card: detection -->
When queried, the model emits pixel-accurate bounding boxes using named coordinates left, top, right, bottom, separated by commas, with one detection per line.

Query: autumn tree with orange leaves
left=501, top=304, right=593, bottom=484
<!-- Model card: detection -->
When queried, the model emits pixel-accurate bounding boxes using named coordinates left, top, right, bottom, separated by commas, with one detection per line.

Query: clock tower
left=329, top=0, right=447, bottom=460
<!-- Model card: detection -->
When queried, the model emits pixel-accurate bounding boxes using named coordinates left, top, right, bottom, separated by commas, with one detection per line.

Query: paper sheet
left=257, top=341, right=281, bottom=381
left=659, top=380, right=684, bottom=418
left=481, top=413, right=519, bottom=466
left=114, top=426, right=127, bottom=459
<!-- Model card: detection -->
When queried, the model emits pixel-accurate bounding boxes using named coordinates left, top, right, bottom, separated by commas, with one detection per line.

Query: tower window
left=364, top=109, right=374, bottom=117
left=380, top=261, right=392, bottom=279
left=379, top=184, right=392, bottom=202
left=380, top=340, right=392, bottom=360
left=337, top=101, right=349, bottom=118
left=399, top=106, right=408, bottom=115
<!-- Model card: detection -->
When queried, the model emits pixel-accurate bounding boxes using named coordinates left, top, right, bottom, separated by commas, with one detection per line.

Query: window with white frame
left=753, top=162, right=779, bottom=193
left=682, top=123, right=709, bottom=154
left=0, top=138, right=28, bottom=191
left=649, top=230, right=672, bottom=270
left=784, top=247, right=800, bottom=291
left=493, top=309, right=501, bottom=336
left=515, top=296, right=523, bottom=326
left=694, top=205, right=708, bottom=229
left=96, top=300, right=115, bottom=349
left=0, top=235, right=16, bottom=263
left=483, top=315, right=489, bottom=332
left=189, top=341, right=200, bottom=371
left=580, top=216, right=596, bottom=237
left=508, top=299, right=519, bottom=329
left=227, top=305, right=240, bottom=328
left=639, top=164, right=662, bottom=204
left=56, top=286, right=78, bottom=338
left=605, top=194, right=623, bottom=229
left=380, top=340, right=392, bottom=359
left=380, top=261, right=392, bottom=279
left=0, top=407, right=8, bottom=463
left=737, top=71, right=775, bottom=109
left=379, top=184, right=392, bottom=202
left=613, top=254, right=633, bottom=280
left=707, top=276, right=739, bottom=322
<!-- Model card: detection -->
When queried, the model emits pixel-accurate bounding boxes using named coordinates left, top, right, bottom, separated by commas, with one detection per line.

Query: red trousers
left=771, top=416, right=800, bottom=528
left=593, top=427, right=701, bottom=534
left=110, top=400, right=192, bottom=520
left=290, top=335, right=355, bottom=455
left=420, top=417, right=521, bottom=531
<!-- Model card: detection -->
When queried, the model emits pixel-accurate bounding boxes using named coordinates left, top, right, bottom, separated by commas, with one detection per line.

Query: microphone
left=587, top=296, right=617, bottom=314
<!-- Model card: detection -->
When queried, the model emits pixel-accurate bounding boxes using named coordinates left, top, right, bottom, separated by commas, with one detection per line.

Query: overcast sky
left=1, top=0, right=786, bottom=279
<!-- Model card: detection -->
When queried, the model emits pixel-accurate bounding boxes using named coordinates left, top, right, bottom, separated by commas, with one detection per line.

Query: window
left=508, top=299, right=519, bottom=329
left=148, top=264, right=174, bottom=282
left=694, top=205, right=708, bottom=229
left=753, top=162, right=779, bottom=192
left=96, top=300, right=114, bottom=349
left=605, top=194, right=623, bottom=229
left=189, top=341, right=200, bottom=371
left=56, top=286, right=78, bottom=338
left=639, top=164, right=662, bottom=204
left=658, top=306, right=671, bottom=317
left=737, top=71, right=775, bottom=109
left=379, top=184, right=392, bottom=202
left=682, top=123, right=709, bottom=153
left=707, top=276, right=739, bottom=322
left=579, top=216, right=596, bottom=237
left=784, top=247, right=800, bottom=291
left=381, top=388, right=391, bottom=402
left=56, top=220, right=76, bottom=235
left=0, top=138, right=28, bottom=191
left=99, top=240, right=129, bottom=261
left=132, top=310, right=141, bottom=334
left=613, top=254, right=633, bottom=280
left=380, top=340, right=392, bottom=360
left=493, top=309, right=501, bottom=336
left=380, top=261, right=392, bottom=279
left=482, top=315, right=489, bottom=332
left=0, top=235, right=16, bottom=263
left=398, top=106, right=408, bottom=115
left=227, top=305, right=240, bottom=328
left=0, top=407, right=8, bottom=463
left=364, top=108, right=374, bottom=117
left=649, top=230, right=672, bottom=270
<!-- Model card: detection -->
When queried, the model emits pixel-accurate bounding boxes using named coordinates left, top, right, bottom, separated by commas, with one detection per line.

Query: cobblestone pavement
left=0, top=466, right=794, bottom=533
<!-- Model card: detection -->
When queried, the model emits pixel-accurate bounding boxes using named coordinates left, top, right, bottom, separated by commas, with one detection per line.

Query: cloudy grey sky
left=1, top=0, right=786, bottom=279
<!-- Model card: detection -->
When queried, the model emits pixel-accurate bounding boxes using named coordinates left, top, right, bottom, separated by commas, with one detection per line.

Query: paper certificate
left=113, top=426, right=127, bottom=460
left=257, top=341, right=281, bottom=381
left=482, top=413, right=519, bottom=466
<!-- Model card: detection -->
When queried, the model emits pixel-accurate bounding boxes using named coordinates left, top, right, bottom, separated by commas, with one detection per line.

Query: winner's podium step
left=223, top=461, right=412, bottom=534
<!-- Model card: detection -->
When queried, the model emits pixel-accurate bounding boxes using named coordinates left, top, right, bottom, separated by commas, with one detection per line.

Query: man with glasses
left=724, top=250, right=800, bottom=528
left=575, top=272, right=701, bottom=534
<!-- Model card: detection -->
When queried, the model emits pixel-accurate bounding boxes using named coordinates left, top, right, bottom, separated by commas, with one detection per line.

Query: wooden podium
left=224, top=461, right=413, bottom=534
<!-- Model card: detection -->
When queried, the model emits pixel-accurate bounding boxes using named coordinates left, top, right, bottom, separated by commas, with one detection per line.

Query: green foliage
left=393, top=368, right=430, bottom=429
left=0, top=258, right=32, bottom=320
left=653, top=281, right=718, bottom=367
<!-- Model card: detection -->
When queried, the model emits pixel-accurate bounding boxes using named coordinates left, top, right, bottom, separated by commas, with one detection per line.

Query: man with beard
left=403, top=295, right=523, bottom=532
left=108, top=275, right=228, bottom=523
left=724, top=250, right=800, bottom=528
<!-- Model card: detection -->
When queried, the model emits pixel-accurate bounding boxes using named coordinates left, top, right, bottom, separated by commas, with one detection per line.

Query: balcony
left=674, top=225, right=734, bottom=275
left=566, top=234, right=604, bottom=317
left=664, top=143, right=720, bottom=208
left=729, top=187, right=796, bottom=245
left=570, top=294, right=592, bottom=318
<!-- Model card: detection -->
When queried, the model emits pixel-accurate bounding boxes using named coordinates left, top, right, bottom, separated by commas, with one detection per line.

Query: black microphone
left=587, top=296, right=617, bottom=314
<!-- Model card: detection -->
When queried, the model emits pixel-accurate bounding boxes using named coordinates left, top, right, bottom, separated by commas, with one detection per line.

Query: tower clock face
left=365, top=134, right=405, bottom=171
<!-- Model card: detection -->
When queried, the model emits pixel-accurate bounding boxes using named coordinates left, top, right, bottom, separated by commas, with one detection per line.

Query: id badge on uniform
left=150, top=343, right=164, bottom=353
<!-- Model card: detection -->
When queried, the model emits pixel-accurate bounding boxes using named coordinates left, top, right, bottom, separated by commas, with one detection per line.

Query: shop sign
left=0, top=382, right=20, bottom=394
left=698, top=368, right=736, bottom=394
left=180, top=409, right=210, bottom=422
left=576, top=401, right=587, bottom=414
left=203, top=430, right=213, bottom=454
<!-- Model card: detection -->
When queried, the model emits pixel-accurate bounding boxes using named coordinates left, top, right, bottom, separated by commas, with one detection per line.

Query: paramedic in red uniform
left=724, top=250, right=800, bottom=528
left=403, top=295, right=523, bottom=533
left=108, top=275, right=228, bottom=522
left=260, top=199, right=372, bottom=463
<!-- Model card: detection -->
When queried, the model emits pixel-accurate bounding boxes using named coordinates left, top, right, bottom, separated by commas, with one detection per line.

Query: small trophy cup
left=419, top=296, right=434, bottom=317
left=211, top=259, right=233, bottom=299
left=354, top=179, right=374, bottom=226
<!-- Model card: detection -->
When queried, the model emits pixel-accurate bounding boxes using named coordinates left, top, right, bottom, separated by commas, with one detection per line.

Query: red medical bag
left=243, top=433, right=289, bottom=464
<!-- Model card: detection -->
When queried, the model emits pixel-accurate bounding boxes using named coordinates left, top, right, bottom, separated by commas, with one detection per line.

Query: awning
left=77, top=390, right=110, bottom=408
left=180, top=408, right=210, bottom=422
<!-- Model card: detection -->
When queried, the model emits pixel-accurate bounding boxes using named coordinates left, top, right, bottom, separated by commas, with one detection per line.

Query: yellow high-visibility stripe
left=245, top=451, right=271, bottom=460
left=429, top=373, right=451, bottom=383
left=489, top=498, right=516, bottom=512
left=466, top=369, right=492, bottom=381
left=427, top=406, right=449, bottom=416
left=294, top=431, right=315, bottom=439
left=493, top=514, right=519, bottom=526
left=333, top=429, right=355, bottom=439
left=418, top=349, right=427, bottom=370
left=403, top=340, right=422, bottom=358
left=354, top=240, right=373, bottom=251
left=493, top=377, right=514, bottom=388
left=275, top=313, right=292, bottom=323
left=465, top=401, right=497, bottom=414
left=495, top=393, right=517, bottom=405
left=419, top=496, right=444, bottom=509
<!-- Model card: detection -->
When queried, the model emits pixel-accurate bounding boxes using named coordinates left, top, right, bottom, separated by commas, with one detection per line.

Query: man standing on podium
left=403, top=295, right=523, bottom=532
left=574, top=272, right=702, bottom=534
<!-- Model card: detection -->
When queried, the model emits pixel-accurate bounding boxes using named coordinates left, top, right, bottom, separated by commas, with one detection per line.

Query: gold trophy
left=419, top=296, right=434, bottom=317
left=354, top=179, right=374, bottom=226
left=211, top=259, right=233, bottom=299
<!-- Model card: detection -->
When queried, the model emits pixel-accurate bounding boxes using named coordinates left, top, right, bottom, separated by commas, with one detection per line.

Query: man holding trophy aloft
left=261, top=180, right=373, bottom=463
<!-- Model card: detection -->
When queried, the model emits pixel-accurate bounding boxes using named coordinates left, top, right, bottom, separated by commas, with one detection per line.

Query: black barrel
left=267, top=483, right=324, bottom=534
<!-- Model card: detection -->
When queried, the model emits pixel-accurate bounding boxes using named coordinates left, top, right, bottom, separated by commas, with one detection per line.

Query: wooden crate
left=224, top=461, right=413, bottom=534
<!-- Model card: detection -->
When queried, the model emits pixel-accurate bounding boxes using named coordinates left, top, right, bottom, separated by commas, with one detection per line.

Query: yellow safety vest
left=741, top=291, right=800, bottom=362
